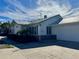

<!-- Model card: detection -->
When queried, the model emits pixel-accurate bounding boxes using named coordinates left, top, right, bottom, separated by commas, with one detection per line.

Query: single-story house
left=10, top=15, right=63, bottom=40
left=52, top=16, right=79, bottom=42
left=9, top=14, right=79, bottom=42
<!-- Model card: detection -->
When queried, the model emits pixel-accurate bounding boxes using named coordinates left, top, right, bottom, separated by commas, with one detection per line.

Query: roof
left=12, top=20, right=31, bottom=25
left=59, top=16, right=79, bottom=24
left=29, top=14, right=62, bottom=25
left=13, top=14, right=62, bottom=25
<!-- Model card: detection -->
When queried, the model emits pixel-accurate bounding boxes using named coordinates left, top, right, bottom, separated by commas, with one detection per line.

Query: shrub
left=17, top=30, right=30, bottom=36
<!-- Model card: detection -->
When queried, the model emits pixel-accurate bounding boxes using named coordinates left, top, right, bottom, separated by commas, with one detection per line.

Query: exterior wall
left=52, top=22, right=79, bottom=42
left=10, top=24, right=22, bottom=34
left=38, top=15, right=62, bottom=35
left=26, top=25, right=38, bottom=35
left=38, top=24, right=46, bottom=35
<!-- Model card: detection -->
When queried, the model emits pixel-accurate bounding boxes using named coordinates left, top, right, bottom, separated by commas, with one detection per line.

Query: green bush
left=17, top=30, right=30, bottom=36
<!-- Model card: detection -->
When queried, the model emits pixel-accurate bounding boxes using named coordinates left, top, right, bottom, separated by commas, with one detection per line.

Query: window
left=28, top=26, right=38, bottom=35
left=36, top=26, right=38, bottom=34
left=32, top=26, right=38, bottom=35
left=47, top=26, right=51, bottom=35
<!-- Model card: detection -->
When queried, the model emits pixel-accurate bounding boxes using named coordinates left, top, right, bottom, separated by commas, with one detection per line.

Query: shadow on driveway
left=1, top=37, right=79, bottom=50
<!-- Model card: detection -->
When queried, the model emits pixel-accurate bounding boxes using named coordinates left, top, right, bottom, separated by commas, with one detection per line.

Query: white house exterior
left=27, top=15, right=62, bottom=37
left=10, top=15, right=63, bottom=40
left=36, top=15, right=62, bottom=36
left=52, top=16, right=79, bottom=42
left=9, top=14, right=79, bottom=42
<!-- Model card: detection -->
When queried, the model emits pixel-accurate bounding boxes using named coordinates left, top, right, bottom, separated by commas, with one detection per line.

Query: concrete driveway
left=0, top=36, right=79, bottom=59
left=0, top=45, right=79, bottom=59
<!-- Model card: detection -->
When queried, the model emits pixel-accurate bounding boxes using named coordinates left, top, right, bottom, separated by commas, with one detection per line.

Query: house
left=9, top=14, right=79, bottom=42
left=52, top=16, right=79, bottom=42
left=9, top=20, right=22, bottom=34
left=10, top=15, right=63, bottom=40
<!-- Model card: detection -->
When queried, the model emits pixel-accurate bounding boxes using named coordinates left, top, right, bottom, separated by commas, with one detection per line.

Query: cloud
left=0, top=0, right=79, bottom=22
left=64, top=8, right=79, bottom=18
left=0, top=0, right=28, bottom=19
left=35, top=0, right=72, bottom=17
left=5, top=0, right=27, bottom=13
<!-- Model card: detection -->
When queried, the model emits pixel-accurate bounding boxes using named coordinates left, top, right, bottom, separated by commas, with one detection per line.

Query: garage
left=52, top=17, right=79, bottom=42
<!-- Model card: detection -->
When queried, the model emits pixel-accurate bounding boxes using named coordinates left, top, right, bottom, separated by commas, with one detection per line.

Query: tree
left=10, top=20, right=17, bottom=26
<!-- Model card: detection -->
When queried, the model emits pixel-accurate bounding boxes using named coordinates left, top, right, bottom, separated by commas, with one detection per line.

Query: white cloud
left=5, top=0, right=28, bottom=13
left=35, top=0, right=72, bottom=17
left=0, top=0, right=79, bottom=22
left=64, top=8, right=79, bottom=18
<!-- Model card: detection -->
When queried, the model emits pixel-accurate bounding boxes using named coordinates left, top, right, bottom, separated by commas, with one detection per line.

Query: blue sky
left=0, top=0, right=79, bottom=9
left=0, top=0, right=79, bottom=22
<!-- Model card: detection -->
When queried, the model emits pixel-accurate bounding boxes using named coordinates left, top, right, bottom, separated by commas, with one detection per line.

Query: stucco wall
left=52, top=22, right=79, bottom=42
left=38, top=15, right=62, bottom=35
left=38, top=24, right=47, bottom=35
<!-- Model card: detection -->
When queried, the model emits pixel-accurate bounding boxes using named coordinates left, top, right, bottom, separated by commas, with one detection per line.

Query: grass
left=0, top=44, right=14, bottom=49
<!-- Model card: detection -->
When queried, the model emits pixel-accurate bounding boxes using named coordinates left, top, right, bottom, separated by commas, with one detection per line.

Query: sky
left=0, top=0, right=79, bottom=22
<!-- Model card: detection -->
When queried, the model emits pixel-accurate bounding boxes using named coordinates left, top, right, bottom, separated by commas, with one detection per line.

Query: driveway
left=0, top=45, right=79, bottom=59
left=0, top=36, right=79, bottom=59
